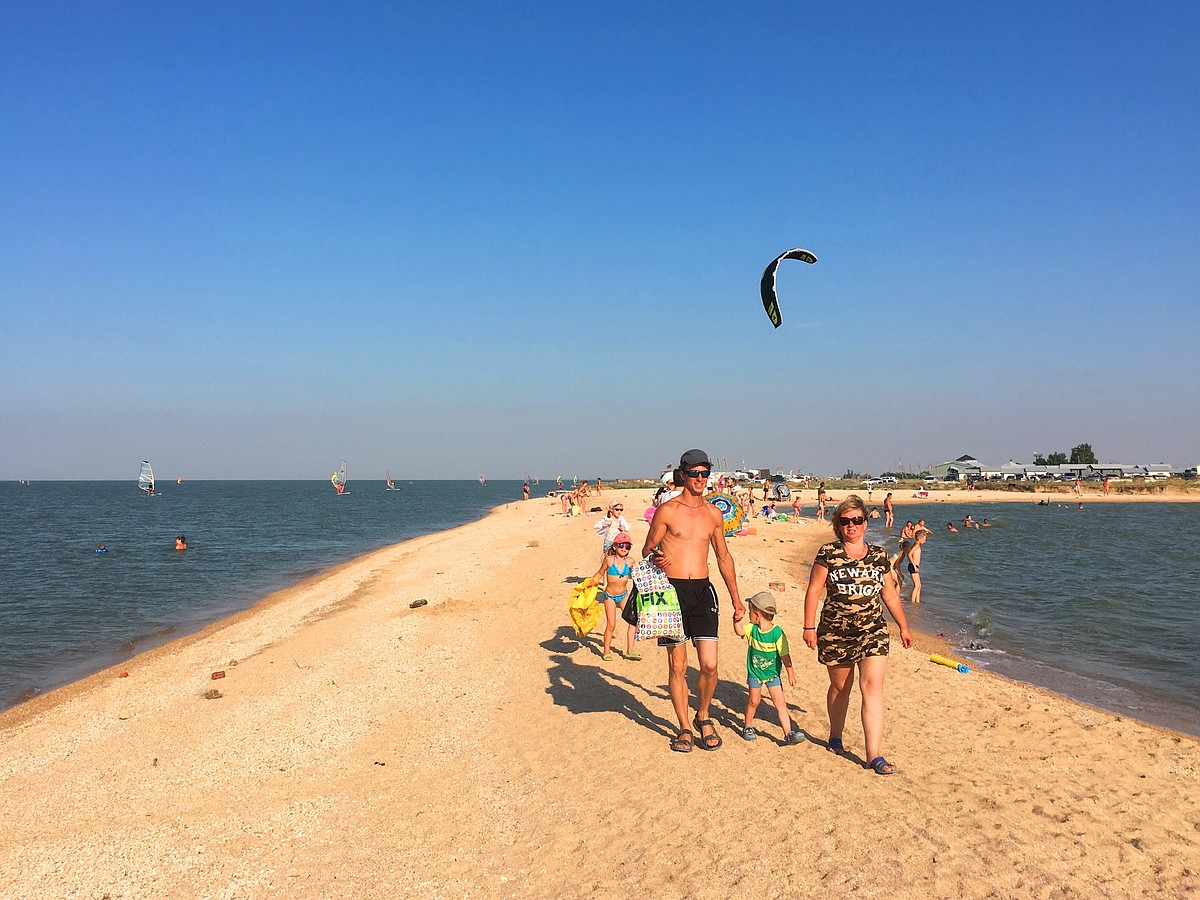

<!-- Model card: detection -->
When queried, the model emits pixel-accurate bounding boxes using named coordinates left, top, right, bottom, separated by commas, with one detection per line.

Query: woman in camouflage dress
left=802, top=495, right=912, bottom=774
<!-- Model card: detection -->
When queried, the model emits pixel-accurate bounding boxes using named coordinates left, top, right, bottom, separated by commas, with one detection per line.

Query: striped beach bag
left=630, top=558, right=685, bottom=641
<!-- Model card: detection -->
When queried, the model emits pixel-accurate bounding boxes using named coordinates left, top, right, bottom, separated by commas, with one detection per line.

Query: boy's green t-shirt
left=744, top=622, right=789, bottom=683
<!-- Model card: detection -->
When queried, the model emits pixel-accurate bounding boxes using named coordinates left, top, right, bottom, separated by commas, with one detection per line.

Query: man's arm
left=710, top=514, right=745, bottom=621
left=642, top=506, right=668, bottom=564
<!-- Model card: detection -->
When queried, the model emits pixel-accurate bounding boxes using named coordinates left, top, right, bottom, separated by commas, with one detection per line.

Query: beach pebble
left=409, top=599, right=429, bottom=609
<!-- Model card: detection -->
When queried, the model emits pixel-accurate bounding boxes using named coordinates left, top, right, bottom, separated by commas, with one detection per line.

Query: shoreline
left=4, top=487, right=1195, bottom=736
left=3, top=488, right=1198, bottom=896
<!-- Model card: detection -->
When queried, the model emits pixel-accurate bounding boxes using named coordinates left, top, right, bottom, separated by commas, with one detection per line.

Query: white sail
left=138, top=460, right=155, bottom=495
left=332, top=460, right=348, bottom=493
left=386, top=470, right=396, bottom=490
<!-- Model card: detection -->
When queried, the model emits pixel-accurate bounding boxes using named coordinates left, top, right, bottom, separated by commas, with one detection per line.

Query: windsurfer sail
left=479, top=474, right=486, bottom=486
left=386, top=470, right=396, bottom=491
left=332, top=460, right=348, bottom=494
left=138, top=460, right=155, bottom=496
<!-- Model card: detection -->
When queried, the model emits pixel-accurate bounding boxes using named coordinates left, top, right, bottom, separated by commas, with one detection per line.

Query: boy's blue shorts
left=747, top=674, right=782, bottom=689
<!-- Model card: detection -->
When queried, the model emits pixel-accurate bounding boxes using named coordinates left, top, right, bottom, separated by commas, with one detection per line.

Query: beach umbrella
left=705, top=492, right=746, bottom=536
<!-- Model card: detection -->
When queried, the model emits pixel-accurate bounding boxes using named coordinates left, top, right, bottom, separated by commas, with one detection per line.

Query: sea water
left=0, top=479, right=529, bottom=711
left=2, top=484, right=1198, bottom=737
left=866, top=501, right=1200, bottom=736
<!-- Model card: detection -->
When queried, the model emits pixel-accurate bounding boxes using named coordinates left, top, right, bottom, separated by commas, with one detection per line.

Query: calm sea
left=0, top=479, right=528, bottom=711
left=866, top=501, right=1200, bottom=736
left=3, top=484, right=1198, bottom=737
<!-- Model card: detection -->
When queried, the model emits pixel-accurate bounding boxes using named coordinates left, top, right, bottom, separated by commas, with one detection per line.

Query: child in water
left=733, top=592, right=805, bottom=745
left=589, top=533, right=639, bottom=662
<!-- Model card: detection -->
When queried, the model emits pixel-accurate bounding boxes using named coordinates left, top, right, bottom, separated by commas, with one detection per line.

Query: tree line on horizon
left=1033, top=443, right=1098, bottom=466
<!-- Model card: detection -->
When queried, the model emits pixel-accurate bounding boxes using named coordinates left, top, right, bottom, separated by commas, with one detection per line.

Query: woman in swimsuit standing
left=590, top=533, right=639, bottom=662
left=802, top=495, right=913, bottom=774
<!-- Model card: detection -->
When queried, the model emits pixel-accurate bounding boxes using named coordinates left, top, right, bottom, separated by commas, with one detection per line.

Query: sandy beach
left=2, top=488, right=1198, bottom=898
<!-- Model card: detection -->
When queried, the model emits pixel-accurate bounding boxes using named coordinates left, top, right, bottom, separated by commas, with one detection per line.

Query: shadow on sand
left=541, top=626, right=812, bottom=746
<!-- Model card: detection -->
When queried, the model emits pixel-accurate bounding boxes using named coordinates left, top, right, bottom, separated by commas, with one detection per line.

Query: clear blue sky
left=3, top=2, right=1197, bottom=480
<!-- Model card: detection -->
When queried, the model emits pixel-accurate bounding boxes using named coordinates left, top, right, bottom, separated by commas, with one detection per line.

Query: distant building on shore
left=930, top=453, right=1179, bottom=482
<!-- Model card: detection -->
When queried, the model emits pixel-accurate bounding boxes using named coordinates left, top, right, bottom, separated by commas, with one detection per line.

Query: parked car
left=860, top=478, right=882, bottom=487
left=923, top=476, right=939, bottom=484
left=878, top=476, right=899, bottom=484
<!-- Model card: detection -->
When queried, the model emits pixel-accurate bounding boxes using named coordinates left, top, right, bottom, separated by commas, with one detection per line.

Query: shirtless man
left=883, top=492, right=894, bottom=528
left=643, top=449, right=745, bottom=753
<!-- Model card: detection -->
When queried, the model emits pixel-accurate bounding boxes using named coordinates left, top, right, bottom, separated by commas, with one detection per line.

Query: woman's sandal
left=692, top=716, right=723, bottom=751
left=741, top=726, right=757, bottom=741
left=868, top=756, right=896, bottom=775
left=827, top=737, right=846, bottom=756
left=670, top=729, right=694, bottom=753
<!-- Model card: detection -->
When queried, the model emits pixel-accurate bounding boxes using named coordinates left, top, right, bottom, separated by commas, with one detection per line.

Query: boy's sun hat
left=747, top=592, right=777, bottom=616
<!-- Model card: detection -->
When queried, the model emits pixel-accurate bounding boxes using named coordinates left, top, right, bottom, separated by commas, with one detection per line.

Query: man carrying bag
left=642, top=449, right=746, bottom=753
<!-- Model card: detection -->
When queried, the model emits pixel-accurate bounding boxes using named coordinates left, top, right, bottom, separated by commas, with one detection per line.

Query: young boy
left=733, top=592, right=805, bottom=744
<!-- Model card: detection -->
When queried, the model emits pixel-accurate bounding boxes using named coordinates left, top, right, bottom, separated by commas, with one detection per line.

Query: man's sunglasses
left=683, top=468, right=711, bottom=479
left=838, top=515, right=867, bottom=526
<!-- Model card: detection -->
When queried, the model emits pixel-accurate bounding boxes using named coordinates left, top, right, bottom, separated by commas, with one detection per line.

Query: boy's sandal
left=692, top=716, right=723, bottom=751
left=785, top=728, right=807, bottom=745
left=670, top=729, right=694, bottom=753
left=868, top=756, right=896, bottom=775
left=741, top=726, right=757, bottom=741
left=601, top=653, right=614, bottom=661
left=827, top=737, right=846, bottom=756
left=624, top=651, right=642, bottom=661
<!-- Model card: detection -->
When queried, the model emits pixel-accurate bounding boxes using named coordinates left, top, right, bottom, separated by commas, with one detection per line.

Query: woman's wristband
left=803, top=626, right=816, bottom=631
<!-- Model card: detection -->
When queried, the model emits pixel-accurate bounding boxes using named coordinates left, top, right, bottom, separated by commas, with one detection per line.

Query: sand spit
left=2, top=490, right=1197, bottom=898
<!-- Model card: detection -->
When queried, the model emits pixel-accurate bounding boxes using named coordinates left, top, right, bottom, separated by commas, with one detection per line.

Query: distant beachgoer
left=792, top=498, right=803, bottom=520
left=595, top=478, right=603, bottom=494
left=802, top=494, right=912, bottom=774
left=733, top=592, right=805, bottom=745
left=883, top=492, right=894, bottom=528
left=1074, top=479, right=1082, bottom=497
left=907, top=532, right=927, bottom=603
left=95, top=543, right=107, bottom=553
left=590, top=533, right=638, bottom=661
left=868, top=507, right=880, bottom=519
left=946, top=522, right=959, bottom=532
left=595, top=503, right=630, bottom=554
left=982, top=519, right=990, bottom=527
left=643, top=448, right=745, bottom=753
left=817, top=483, right=828, bottom=520
left=175, top=534, right=187, bottom=551
left=1103, top=478, right=1111, bottom=496
left=963, top=515, right=976, bottom=529
left=522, top=482, right=530, bottom=501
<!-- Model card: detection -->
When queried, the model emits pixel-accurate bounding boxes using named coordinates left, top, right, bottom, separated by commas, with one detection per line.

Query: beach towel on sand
left=568, top=582, right=602, bottom=636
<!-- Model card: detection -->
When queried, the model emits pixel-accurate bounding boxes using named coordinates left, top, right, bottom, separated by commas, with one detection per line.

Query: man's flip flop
left=692, top=716, right=723, bottom=751
left=670, top=730, right=693, bottom=753
left=827, top=737, right=846, bottom=755
left=868, top=756, right=896, bottom=775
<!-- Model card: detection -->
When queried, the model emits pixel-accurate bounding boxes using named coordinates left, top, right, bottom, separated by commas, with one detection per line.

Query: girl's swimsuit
left=607, top=561, right=632, bottom=577
left=603, top=590, right=629, bottom=606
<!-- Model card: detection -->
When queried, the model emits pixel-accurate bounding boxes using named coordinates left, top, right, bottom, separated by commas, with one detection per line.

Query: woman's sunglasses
left=838, top=515, right=867, bottom=526
left=683, top=468, right=711, bottom=479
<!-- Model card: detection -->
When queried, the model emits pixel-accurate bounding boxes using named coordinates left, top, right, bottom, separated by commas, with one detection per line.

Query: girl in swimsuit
left=590, top=534, right=639, bottom=661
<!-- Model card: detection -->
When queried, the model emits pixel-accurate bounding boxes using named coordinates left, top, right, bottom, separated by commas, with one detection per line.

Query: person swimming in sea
left=175, top=534, right=187, bottom=551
